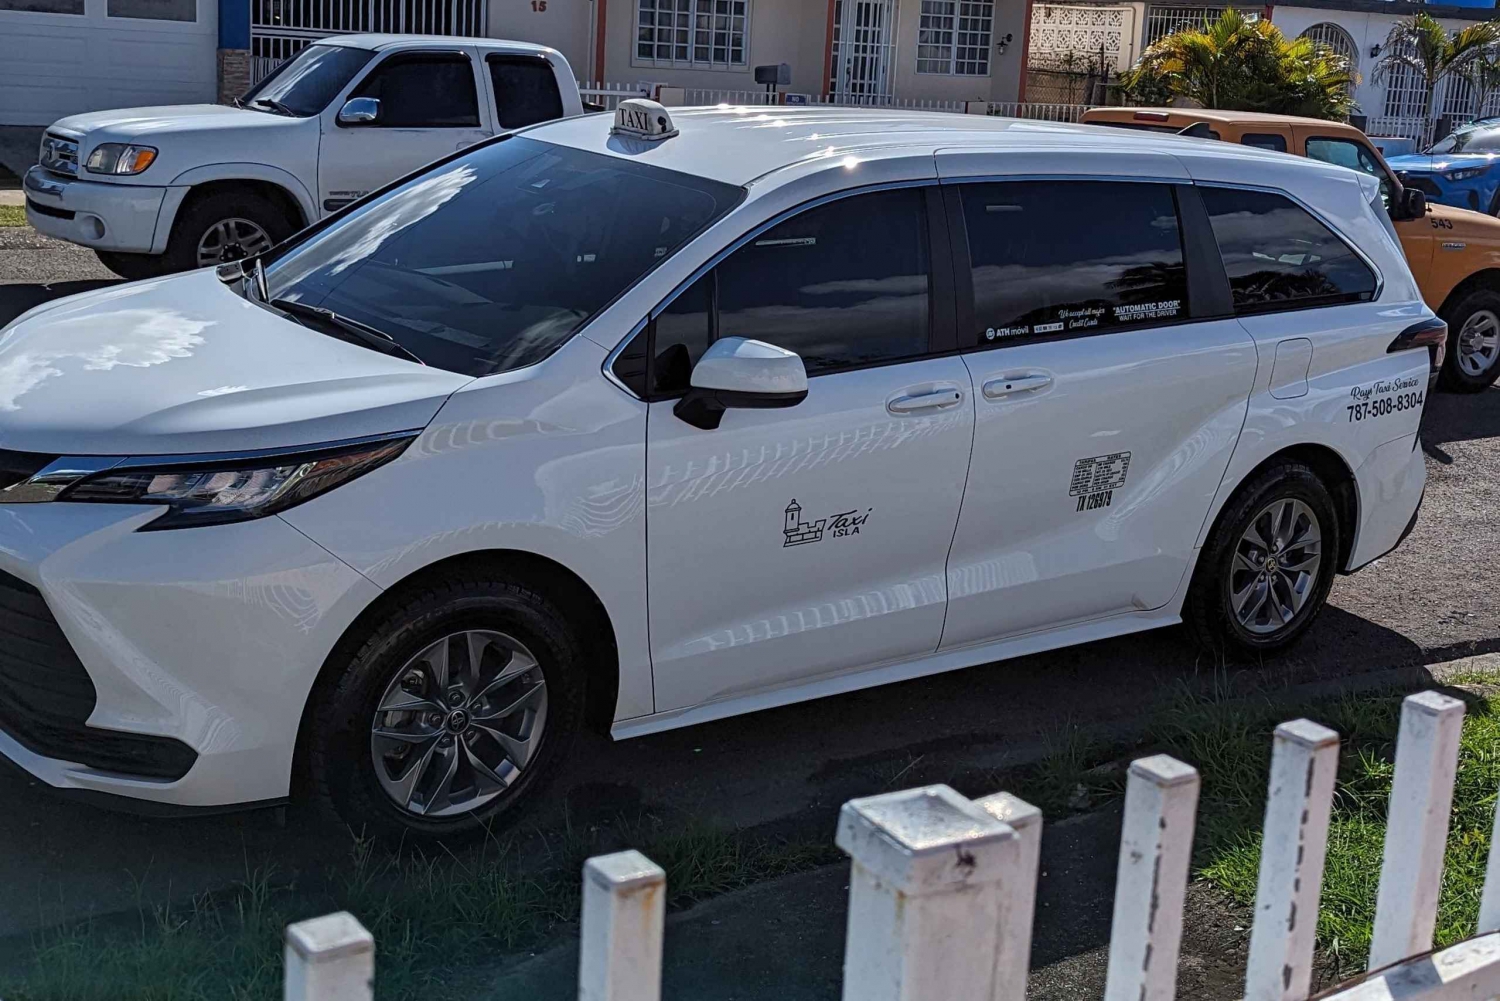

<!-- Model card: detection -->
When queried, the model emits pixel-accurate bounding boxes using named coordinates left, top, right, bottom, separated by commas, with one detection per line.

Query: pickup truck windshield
left=241, top=44, right=375, bottom=118
left=263, top=136, right=743, bottom=376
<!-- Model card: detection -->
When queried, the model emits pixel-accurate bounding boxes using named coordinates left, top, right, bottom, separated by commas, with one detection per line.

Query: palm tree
left=1462, top=49, right=1500, bottom=122
left=1121, top=9, right=1352, bottom=118
left=1373, top=13, right=1500, bottom=140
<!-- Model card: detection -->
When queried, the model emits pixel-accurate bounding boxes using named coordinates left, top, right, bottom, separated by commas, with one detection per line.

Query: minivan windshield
left=1425, top=123, right=1500, bottom=155
left=264, top=137, right=743, bottom=376
left=240, top=44, right=375, bottom=118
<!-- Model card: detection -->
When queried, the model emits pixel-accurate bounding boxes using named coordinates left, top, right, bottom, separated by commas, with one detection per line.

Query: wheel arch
left=1201, top=443, right=1359, bottom=574
left=290, top=548, right=621, bottom=795
left=156, top=165, right=316, bottom=253
left=1436, top=267, right=1500, bottom=319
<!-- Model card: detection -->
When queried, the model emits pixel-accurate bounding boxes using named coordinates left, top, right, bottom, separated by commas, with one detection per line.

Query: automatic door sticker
left=783, top=499, right=872, bottom=548
left=1069, top=452, right=1131, bottom=513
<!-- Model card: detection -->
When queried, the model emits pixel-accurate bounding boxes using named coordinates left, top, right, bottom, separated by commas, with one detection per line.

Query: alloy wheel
left=1229, top=498, right=1322, bottom=636
left=369, top=629, right=548, bottom=818
left=1457, top=309, right=1500, bottom=378
left=196, top=217, right=274, bottom=268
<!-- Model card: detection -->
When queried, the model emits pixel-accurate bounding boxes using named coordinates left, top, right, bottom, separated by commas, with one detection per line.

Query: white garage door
left=0, top=0, right=215, bottom=127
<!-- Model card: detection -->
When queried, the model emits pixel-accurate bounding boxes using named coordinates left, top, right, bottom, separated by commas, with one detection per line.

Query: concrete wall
left=890, top=0, right=1028, bottom=103
left=489, top=0, right=593, bottom=80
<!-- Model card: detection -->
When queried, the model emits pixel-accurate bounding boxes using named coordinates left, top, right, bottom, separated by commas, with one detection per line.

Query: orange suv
left=1082, top=108, right=1500, bottom=391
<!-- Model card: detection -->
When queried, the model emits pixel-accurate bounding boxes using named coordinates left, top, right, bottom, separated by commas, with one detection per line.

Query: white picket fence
left=282, top=690, right=1500, bottom=1001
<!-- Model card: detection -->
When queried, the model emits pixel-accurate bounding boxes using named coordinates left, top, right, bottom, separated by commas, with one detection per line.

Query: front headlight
left=1446, top=165, right=1489, bottom=181
left=36, top=433, right=414, bottom=529
left=84, top=143, right=158, bottom=175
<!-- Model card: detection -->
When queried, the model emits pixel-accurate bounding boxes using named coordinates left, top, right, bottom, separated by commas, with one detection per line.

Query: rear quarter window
left=1199, top=186, right=1377, bottom=313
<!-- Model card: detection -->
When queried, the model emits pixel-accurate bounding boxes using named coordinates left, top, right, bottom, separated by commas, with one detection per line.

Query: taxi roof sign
left=612, top=99, right=678, bottom=141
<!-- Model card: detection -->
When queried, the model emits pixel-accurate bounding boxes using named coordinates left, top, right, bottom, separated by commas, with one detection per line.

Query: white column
left=837, top=784, right=1020, bottom=1001
left=974, top=792, right=1043, bottom=1001
left=1368, top=691, right=1466, bottom=971
left=578, top=850, right=666, bottom=1001
left=1244, top=719, right=1341, bottom=1001
left=1103, top=754, right=1201, bottom=1001
left=284, top=912, right=374, bottom=1001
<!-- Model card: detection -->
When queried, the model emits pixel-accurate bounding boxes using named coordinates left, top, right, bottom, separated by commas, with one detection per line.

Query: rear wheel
left=308, top=573, right=582, bottom=844
left=1185, top=462, right=1340, bottom=657
left=1439, top=287, right=1500, bottom=392
left=161, top=188, right=296, bottom=274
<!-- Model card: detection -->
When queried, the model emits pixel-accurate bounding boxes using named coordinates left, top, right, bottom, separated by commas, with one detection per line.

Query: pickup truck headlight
left=1445, top=165, right=1489, bottom=181
left=84, top=143, right=158, bottom=175
left=37, top=433, right=414, bottom=529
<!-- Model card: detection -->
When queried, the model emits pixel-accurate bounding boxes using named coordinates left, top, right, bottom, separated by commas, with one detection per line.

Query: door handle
left=887, top=387, right=964, bottom=415
left=983, top=373, right=1053, bottom=399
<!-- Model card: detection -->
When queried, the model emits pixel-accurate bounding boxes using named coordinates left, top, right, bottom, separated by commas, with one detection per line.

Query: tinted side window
left=351, top=54, right=480, bottom=127
left=1200, top=186, right=1377, bottom=313
left=652, top=272, right=712, bottom=394
left=1241, top=133, right=1288, bottom=153
left=489, top=55, right=565, bottom=129
left=715, top=189, right=930, bottom=376
left=960, top=181, right=1188, bottom=345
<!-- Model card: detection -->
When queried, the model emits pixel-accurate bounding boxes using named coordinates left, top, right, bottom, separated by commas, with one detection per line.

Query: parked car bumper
left=23, top=166, right=172, bottom=254
left=0, top=500, right=380, bottom=808
left=1396, top=171, right=1498, bottom=215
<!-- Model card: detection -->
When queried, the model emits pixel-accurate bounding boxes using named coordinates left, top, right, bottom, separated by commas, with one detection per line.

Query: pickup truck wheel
left=1439, top=288, right=1500, bottom=393
left=94, top=250, right=168, bottom=282
left=163, top=189, right=295, bottom=273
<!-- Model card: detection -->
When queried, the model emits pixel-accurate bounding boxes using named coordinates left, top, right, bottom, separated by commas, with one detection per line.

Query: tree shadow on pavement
left=0, top=280, right=120, bottom=328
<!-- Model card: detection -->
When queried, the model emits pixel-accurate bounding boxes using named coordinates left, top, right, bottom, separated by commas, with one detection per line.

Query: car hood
left=0, top=270, right=474, bottom=456
left=1387, top=152, right=1500, bottom=174
left=48, top=104, right=299, bottom=142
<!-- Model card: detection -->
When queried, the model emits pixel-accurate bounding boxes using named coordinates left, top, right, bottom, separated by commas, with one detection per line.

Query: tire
left=94, top=250, right=168, bottom=282
left=1439, top=287, right=1500, bottom=393
left=160, top=188, right=296, bottom=274
left=1184, top=461, right=1340, bottom=658
left=308, top=573, right=583, bottom=845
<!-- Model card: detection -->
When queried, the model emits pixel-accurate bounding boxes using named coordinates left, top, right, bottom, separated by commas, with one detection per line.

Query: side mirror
left=674, top=337, right=808, bottom=430
left=1399, top=186, right=1427, bottom=220
left=338, top=97, right=381, bottom=126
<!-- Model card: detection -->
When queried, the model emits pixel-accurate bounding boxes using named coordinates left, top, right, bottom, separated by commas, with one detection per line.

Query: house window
left=917, top=0, right=994, bottom=76
left=636, top=0, right=748, bottom=68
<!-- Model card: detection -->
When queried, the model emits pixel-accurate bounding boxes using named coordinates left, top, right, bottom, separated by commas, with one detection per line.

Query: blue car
left=1387, top=120, right=1500, bottom=215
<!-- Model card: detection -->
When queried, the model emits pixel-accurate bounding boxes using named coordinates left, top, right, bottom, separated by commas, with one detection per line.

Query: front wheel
left=1184, top=462, right=1340, bottom=657
left=1439, top=288, right=1500, bottom=393
left=308, top=573, right=583, bottom=844
left=161, top=188, right=295, bottom=274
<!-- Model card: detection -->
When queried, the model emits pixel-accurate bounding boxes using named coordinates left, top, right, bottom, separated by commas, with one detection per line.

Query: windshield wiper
left=249, top=97, right=296, bottom=116
left=269, top=298, right=425, bottom=365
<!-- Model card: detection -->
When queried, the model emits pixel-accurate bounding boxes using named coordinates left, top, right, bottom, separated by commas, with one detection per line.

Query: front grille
left=1405, top=176, right=1443, bottom=198
left=38, top=132, right=78, bottom=177
left=24, top=199, right=72, bottom=222
left=0, top=570, right=196, bottom=780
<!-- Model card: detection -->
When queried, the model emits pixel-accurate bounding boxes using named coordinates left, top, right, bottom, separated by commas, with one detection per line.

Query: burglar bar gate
left=249, top=0, right=489, bottom=85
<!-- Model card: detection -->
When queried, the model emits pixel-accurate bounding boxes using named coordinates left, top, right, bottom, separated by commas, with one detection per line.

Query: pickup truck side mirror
left=1397, top=185, right=1427, bottom=220
left=674, top=337, right=808, bottom=430
left=337, top=97, right=381, bottom=126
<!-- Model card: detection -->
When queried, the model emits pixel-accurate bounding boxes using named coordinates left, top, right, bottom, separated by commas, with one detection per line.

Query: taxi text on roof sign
left=612, top=99, right=679, bottom=141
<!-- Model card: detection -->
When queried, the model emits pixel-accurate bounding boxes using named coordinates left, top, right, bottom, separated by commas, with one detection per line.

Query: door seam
left=935, top=354, right=979, bottom=652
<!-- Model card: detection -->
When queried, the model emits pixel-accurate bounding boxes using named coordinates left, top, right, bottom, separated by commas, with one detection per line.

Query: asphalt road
left=0, top=229, right=1496, bottom=941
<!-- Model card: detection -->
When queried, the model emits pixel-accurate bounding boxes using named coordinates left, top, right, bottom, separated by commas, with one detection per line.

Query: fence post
left=284, top=912, right=374, bottom=1001
left=1244, top=719, right=1341, bottom=1001
left=1368, top=690, right=1466, bottom=970
left=1103, top=754, right=1201, bottom=1001
left=1481, top=774, right=1500, bottom=935
left=837, top=784, right=1019, bottom=1001
left=578, top=850, right=666, bottom=1001
left=974, top=792, right=1043, bottom=1001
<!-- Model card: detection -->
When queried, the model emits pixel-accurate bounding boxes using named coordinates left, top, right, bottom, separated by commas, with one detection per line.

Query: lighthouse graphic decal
left=783, top=499, right=826, bottom=547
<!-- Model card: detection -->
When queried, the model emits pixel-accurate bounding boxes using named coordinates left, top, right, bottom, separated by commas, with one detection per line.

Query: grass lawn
left=1003, top=671, right=1500, bottom=982
left=0, top=819, right=835, bottom=1001
left=0, top=205, right=25, bottom=228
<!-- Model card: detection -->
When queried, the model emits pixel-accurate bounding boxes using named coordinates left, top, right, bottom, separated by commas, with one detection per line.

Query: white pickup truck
left=24, top=34, right=583, bottom=280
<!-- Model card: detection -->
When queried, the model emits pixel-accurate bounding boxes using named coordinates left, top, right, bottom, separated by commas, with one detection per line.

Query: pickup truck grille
left=38, top=133, right=78, bottom=177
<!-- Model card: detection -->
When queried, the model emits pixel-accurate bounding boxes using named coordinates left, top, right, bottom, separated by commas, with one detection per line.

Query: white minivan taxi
left=0, top=104, right=1439, bottom=840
